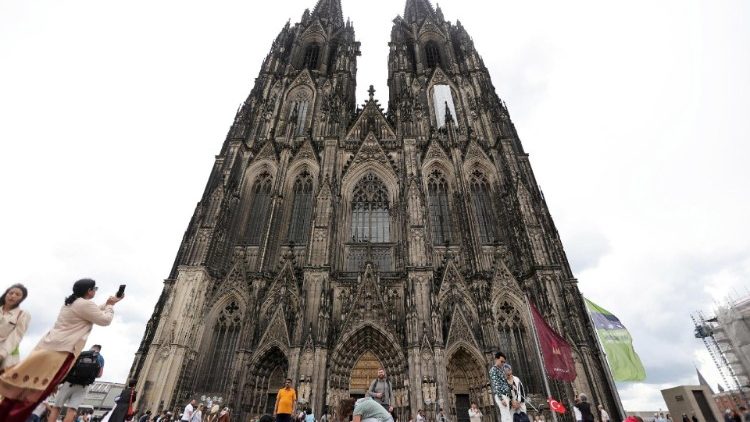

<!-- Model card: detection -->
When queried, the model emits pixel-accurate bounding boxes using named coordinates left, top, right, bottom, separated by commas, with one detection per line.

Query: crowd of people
left=2, top=279, right=743, bottom=422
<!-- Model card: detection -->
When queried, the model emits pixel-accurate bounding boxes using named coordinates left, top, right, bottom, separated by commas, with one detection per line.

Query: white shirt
left=417, top=414, right=425, bottom=422
left=469, top=408, right=483, bottom=422
left=182, top=404, right=194, bottom=421
left=601, top=410, right=610, bottom=422
left=574, top=406, right=582, bottom=422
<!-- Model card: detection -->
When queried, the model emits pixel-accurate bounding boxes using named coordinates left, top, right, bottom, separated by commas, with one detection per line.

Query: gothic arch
left=282, top=84, right=316, bottom=136
left=341, top=163, right=399, bottom=205
left=423, top=167, right=455, bottom=245
left=491, top=298, right=542, bottom=394
left=445, top=345, right=491, bottom=420
left=194, top=296, right=245, bottom=394
left=285, top=160, right=320, bottom=193
left=328, top=323, right=407, bottom=390
left=244, top=345, right=290, bottom=416
left=421, top=159, right=456, bottom=190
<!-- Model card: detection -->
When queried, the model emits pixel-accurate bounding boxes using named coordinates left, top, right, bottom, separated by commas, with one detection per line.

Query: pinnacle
left=312, top=0, right=344, bottom=26
left=404, top=0, right=436, bottom=24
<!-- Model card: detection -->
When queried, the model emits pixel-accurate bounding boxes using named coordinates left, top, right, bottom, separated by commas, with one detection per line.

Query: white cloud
left=1, top=0, right=748, bottom=411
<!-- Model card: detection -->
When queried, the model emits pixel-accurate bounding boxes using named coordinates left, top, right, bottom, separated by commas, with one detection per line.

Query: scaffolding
left=692, top=296, right=750, bottom=407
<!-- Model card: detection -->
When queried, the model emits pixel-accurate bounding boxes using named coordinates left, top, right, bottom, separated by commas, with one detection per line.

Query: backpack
left=64, top=351, right=101, bottom=386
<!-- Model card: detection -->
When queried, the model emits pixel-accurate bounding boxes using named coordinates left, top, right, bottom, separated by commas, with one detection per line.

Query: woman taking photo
left=0, top=278, right=122, bottom=422
left=0, top=284, right=30, bottom=371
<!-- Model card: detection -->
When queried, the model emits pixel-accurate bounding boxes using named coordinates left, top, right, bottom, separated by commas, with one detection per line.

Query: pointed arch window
left=246, top=172, right=273, bottom=245
left=288, top=171, right=314, bottom=244
left=497, top=301, right=540, bottom=393
left=303, top=43, right=320, bottom=70
left=469, top=170, right=497, bottom=244
left=351, top=173, right=390, bottom=243
left=289, top=101, right=309, bottom=136
left=427, top=171, right=452, bottom=245
left=199, top=301, right=242, bottom=392
left=425, top=41, right=442, bottom=68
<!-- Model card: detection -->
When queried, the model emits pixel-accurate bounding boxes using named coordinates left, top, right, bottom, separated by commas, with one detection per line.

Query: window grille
left=199, top=301, right=241, bottom=392
left=425, top=41, right=441, bottom=68
left=288, top=171, right=314, bottom=244
left=469, top=170, right=496, bottom=244
left=303, top=44, right=320, bottom=70
left=246, top=173, right=273, bottom=245
left=427, top=171, right=452, bottom=245
left=350, top=173, right=390, bottom=243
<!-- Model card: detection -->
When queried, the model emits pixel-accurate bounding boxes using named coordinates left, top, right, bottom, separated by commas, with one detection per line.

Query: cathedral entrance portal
left=327, top=325, right=407, bottom=415
left=446, top=347, right=490, bottom=422
left=349, top=351, right=382, bottom=396
left=244, top=346, right=289, bottom=417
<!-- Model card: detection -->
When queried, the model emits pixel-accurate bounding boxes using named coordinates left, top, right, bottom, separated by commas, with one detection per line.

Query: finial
left=368, top=85, right=376, bottom=100
left=444, top=101, right=454, bottom=124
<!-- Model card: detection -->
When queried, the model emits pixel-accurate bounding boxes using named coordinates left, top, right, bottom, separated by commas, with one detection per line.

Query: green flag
left=585, top=298, right=646, bottom=382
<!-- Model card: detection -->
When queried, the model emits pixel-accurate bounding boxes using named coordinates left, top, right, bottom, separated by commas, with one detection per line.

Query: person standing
left=468, top=403, right=482, bottom=422
left=598, top=406, right=610, bottom=422
left=181, top=400, right=197, bottom=422
left=217, top=407, right=230, bottom=422
left=304, top=408, right=315, bottom=422
left=191, top=405, right=204, bottom=422
left=274, top=379, right=297, bottom=422
left=437, top=409, right=448, bottom=422
left=573, top=395, right=594, bottom=422
left=108, top=379, right=137, bottom=422
left=0, top=278, right=122, bottom=422
left=48, top=344, right=106, bottom=422
left=489, top=352, right=511, bottom=422
left=0, top=283, right=30, bottom=372
left=368, top=369, right=394, bottom=413
left=572, top=398, right=582, bottom=422
left=503, top=364, right=526, bottom=416
left=139, top=411, right=153, bottom=422
left=416, top=410, right=425, bottom=422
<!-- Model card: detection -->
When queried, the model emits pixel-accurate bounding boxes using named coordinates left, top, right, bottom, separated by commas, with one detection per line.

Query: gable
left=345, top=100, right=397, bottom=145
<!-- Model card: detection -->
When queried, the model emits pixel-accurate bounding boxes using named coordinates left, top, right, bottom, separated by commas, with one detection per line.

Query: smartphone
left=116, top=284, right=126, bottom=298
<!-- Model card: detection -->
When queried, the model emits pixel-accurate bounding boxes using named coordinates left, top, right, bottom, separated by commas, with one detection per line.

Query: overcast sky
left=1, top=0, right=749, bottom=412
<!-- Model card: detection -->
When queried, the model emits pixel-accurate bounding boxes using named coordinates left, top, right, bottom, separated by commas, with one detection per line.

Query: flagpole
left=525, top=295, right=559, bottom=422
left=583, top=299, right=626, bottom=421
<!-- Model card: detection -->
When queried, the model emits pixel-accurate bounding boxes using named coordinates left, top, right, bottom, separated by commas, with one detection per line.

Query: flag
left=547, top=398, right=567, bottom=414
left=585, top=298, right=646, bottom=382
left=530, top=302, right=577, bottom=382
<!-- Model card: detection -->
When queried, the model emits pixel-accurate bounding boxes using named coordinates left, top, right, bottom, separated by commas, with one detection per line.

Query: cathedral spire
left=312, top=0, right=344, bottom=26
left=404, top=0, right=436, bottom=24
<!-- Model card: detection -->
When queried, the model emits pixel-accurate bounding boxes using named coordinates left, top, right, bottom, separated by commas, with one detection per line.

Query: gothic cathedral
left=130, top=1, right=621, bottom=421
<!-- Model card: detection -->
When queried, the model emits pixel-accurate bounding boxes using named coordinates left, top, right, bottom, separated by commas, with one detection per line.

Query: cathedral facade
left=130, top=1, right=622, bottom=421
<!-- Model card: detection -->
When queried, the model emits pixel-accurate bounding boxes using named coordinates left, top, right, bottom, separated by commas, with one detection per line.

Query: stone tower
left=130, top=0, right=622, bottom=421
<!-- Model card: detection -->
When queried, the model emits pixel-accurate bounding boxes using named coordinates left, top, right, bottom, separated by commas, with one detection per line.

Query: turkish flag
left=547, top=398, right=567, bottom=414
left=530, top=302, right=577, bottom=382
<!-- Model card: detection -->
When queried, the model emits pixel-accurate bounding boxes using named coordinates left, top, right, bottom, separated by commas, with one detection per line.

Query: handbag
left=126, top=389, right=136, bottom=420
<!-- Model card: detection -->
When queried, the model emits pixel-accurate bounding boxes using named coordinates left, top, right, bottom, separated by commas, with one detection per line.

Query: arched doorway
left=349, top=351, right=382, bottom=397
left=327, top=325, right=407, bottom=416
left=244, top=346, right=289, bottom=417
left=447, top=347, right=489, bottom=422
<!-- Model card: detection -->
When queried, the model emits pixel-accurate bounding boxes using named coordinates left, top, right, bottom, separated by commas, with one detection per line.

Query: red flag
left=547, top=398, right=567, bottom=414
left=530, top=302, right=577, bottom=382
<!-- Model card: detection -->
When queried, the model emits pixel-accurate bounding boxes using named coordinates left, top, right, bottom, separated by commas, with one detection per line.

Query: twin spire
left=310, top=0, right=436, bottom=26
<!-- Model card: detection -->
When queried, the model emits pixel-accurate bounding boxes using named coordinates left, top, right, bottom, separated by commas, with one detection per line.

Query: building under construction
left=693, top=295, right=750, bottom=408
